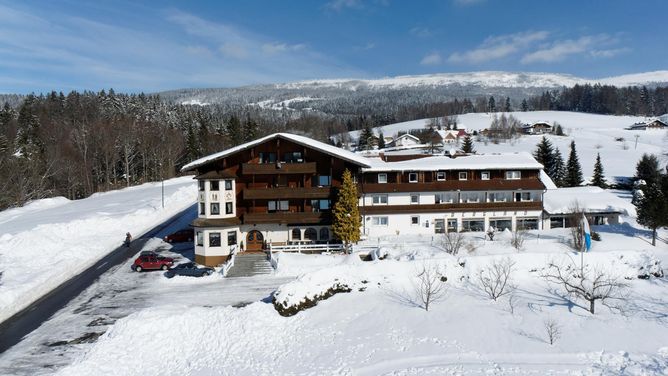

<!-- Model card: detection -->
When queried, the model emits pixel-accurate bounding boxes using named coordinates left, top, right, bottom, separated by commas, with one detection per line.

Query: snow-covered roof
left=395, top=134, right=420, bottom=141
left=181, top=133, right=372, bottom=172
left=543, top=187, right=633, bottom=215
left=539, top=170, right=558, bottom=190
left=361, top=151, right=543, bottom=172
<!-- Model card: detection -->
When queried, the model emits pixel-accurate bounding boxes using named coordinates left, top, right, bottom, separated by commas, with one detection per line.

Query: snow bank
left=0, top=177, right=196, bottom=323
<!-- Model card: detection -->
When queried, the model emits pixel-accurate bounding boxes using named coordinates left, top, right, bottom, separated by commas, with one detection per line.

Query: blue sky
left=0, top=0, right=666, bottom=94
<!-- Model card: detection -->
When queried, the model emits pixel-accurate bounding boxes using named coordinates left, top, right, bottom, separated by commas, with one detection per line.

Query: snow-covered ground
left=0, top=177, right=197, bottom=323
left=49, top=203, right=668, bottom=375
left=348, top=111, right=668, bottom=183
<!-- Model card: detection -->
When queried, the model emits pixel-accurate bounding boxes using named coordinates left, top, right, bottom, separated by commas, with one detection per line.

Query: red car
left=164, top=229, right=194, bottom=243
left=132, top=254, right=174, bottom=272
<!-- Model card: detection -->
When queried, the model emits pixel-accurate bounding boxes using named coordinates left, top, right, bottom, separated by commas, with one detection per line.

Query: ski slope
left=0, top=177, right=197, bottom=324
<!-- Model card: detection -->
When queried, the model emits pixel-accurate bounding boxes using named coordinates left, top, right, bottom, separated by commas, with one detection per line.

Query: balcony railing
left=361, top=178, right=545, bottom=193
left=241, top=162, right=316, bottom=175
left=243, top=211, right=331, bottom=224
left=243, top=187, right=333, bottom=200
left=361, top=201, right=542, bottom=215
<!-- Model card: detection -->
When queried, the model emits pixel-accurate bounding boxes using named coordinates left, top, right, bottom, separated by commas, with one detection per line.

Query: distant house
left=434, top=129, right=468, bottom=144
left=387, top=133, right=421, bottom=148
left=626, top=119, right=667, bottom=131
left=626, top=122, right=647, bottom=131
left=646, top=119, right=667, bottom=129
left=522, top=121, right=552, bottom=135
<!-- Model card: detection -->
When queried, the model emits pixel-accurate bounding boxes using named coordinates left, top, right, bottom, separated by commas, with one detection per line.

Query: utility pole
left=634, top=134, right=640, bottom=149
left=160, top=162, right=164, bottom=209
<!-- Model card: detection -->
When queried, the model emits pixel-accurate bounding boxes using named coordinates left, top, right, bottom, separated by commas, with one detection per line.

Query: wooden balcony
left=241, top=162, right=316, bottom=175
left=361, top=178, right=545, bottom=193
left=243, top=187, right=334, bottom=200
left=361, top=201, right=542, bottom=215
left=243, top=211, right=331, bottom=225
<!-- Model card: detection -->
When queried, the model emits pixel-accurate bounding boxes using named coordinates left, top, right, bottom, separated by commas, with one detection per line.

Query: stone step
left=225, top=252, right=274, bottom=278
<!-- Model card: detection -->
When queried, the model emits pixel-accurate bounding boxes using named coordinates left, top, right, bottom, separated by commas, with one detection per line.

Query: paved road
left=0, top=204, right=196, bottom=354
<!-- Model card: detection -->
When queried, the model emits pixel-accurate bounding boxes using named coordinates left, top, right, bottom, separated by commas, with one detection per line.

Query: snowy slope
left=349, top=111, right=668, bottom=183
left=0, top=177, right=197, bottom=323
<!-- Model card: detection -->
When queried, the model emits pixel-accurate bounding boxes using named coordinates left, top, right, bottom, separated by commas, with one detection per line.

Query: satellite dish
left=449, top=148, right=456, bottom=157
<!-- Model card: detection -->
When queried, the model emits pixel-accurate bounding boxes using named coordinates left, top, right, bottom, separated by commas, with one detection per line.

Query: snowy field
left=0, top=177, right=197, bottom=323
left=349, top=111, right=668, bottom=183
left=50, top=208, right=668, bottom=375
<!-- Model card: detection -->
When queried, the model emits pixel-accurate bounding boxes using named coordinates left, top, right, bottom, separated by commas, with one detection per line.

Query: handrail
left=221, top=245, right=238, bottom=277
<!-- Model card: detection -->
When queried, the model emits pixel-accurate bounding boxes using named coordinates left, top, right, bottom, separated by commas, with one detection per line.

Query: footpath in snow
left=0, top=176, right=197, bottom=324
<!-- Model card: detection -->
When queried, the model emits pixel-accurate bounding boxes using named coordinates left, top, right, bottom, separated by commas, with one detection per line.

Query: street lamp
left=159, top=161, right=164, bottom=209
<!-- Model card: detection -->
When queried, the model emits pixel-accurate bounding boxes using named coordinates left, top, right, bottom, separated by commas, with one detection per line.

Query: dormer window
left=408, top=172, right=418, bottom=183
left=378, top=173, right=387, bottom=184
left=506, top=171, right=521, bottom=180
left=459, top=172, right=467, bottom=180
left=436, top=171, right=446, bottom=181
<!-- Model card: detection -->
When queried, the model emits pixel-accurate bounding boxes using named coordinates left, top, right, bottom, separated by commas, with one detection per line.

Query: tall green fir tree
left=552, top=148, right=566, bottom=187
left=634, top=153, right=661, bottom=185
left=377, top=130, right=386, bottom=149
left=565, top=140, right=584, bottom=187
left=460, top=134, right=475, bottom=153
left=504, top=97, right=511, bottom=112
left=358, top=123, right=374, bottom=150
left=15, top=95, right=43, bottom=160
left=521, top=99, right=529, bottom=112
left=243, top=117, right=259, bottom=142
left=488, top=96, right=496, bottom=112
left=185, top=122, right=201, bottom=162
left=226, top=115, right=243, bottom=146
left=533, top=136, right=555, bottom=177
left=635, top=177, right=668, bottom=246
left=331, top=169, right=361, bottom=252
left=591, top=153, right=607, bottom=188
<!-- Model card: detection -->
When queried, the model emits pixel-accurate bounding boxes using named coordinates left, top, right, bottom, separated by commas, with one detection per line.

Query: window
left=311, top=199, right=331, bottom=212
left=411, top=216, right=419, bottom=225
left=372, top=216, right=388, bottom=226
left=225, top=202, right=233, bottom=214
left=210, top=203, right=220, bottom=215
left=435, top=193, right=454, bottom=204
left=225, top=180, right=233, bottom=190
left=447, top=219, right=458, bottom=232
left=434, top=219, right=445, bottom=234
left=209, top=232, right=221, bottom=247
left=410, top=194, right=419, bottom=204
left=506, top=170, right=521, bottom=180
left=459, top=172, right=467, bottom=180
left=259, top=152, right=276, bottom=164
left=489, top=218, right=512, bottom=231
left=372, top=195, right=388, bottom=205
left=291, top=228, right=301, bottom=240
left=489, top=192, right=510, bottom=202
left=210, top=180, right=219, bottom=191
left=268, top=200, right=289, bottom=212
left=304, top=228, right=317, bottom=241
left=550, top=216, right=566, bottom=229
left=408, top=172, right=418, bottom=183
left=196, top=231, right=204, bottom=246
left=515, top=192, right=531, bottom=202
left=319, top=227, right=329, bottom=240
left=517, top=218, right=539, bottom=230
left=378, top=173, right=387, bottom=184
left=199, top=203, right=205, bottom=215
left=227, top=231, right=237, bottom=246
left=315, top=175, right=331, bottom=187
left=436, top=171, right=446, bottom=181
left=481, top=171, right=490, bottom=180
left=461, top=192, right=482, bottom=203
left=198, top=180, right=205, bottom=191
left=462, top=219, right=485, bottom=232
left=283, top=152, right=303, bottom=163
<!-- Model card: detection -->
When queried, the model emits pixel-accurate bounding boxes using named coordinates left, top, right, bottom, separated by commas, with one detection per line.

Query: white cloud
left=219, top=43, right=248, bottom=59
left=325, top=0, right=363, bottom=11
left=410, top=27, right=433, bottom=38
left=520, top=34, right=622, bottom=64
left=262, top=42, right=306, bottom=55
left=420, top=52, right=442, bottom=66
left=448, top=30, right=548, bottom=64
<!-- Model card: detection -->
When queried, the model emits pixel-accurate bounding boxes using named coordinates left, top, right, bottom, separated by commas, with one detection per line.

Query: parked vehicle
left=164, top=262, right=215, bottom=278
left=164, top=229, right=194, bottom=243
left=132, top=254, right=174, bottom=272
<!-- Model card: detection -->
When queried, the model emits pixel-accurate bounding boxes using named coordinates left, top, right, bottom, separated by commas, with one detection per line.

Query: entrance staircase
left=225, top=252, right=274, bottom=278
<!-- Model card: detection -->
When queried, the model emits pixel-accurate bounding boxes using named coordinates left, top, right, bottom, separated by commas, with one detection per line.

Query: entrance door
left=246, top=230, right=264, bottom=251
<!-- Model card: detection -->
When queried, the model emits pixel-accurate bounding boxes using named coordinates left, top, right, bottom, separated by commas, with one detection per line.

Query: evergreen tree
left=226, top=115, right=243, bottom=146
left=377, top=130, right=386, bottom=149
left=488, top=96, right=496, bottom=112
left=243, top=116, right=259, bottom=142
left=185, top=123, right=200, bottom=162
left=635, top=177, right=668, bottom=246
left=634, top=153, right=661, bottom=185
left=565, top=140, right=584, bottom=187
left=331, top=169, right=361, bottom=252
left=521, top=99, right=529, bottom=111
left=358, top=123, right=374, bottom=150
left=15, top=95, right=43, bottom=159
left=591, top=153, right=607, bottom=188
left=460, top=134, right=475, bottom=153
left=533, top=136, right=555, bottom=178
left=504, top=97, right=511, bottom=112
left=554, top=123, right=564, bottom=136
left=553, top=148, right=566, bottom=187
left=0, top=103, right=13, bottom=155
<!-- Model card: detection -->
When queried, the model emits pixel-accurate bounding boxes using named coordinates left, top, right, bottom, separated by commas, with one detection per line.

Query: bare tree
left=568, top=202, right=585, bottom=251
left=543, top=318, right=561, bottom=345
left=541, top=260, right=629, bottom=314
left=440, top=231, right=465, bottom=255
left=477, top=257, right=516, bottom=301
left=510, top=229, right=527, bottom=250
left=414, top=262, right=447, bottom=311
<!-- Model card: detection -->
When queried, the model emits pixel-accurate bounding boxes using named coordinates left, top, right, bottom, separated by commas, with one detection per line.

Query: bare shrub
left=543, top=318, right=561, bottom=345
left=568, top=202, right=585, bottom=251
left=441, top=232, right=465, bottom=255
left=414, top=262, right=448, bottom=311
left=541, top=260, right=629, bottom=314
left=477, top=257, right=516, bottom=301
left=510, top=229, right=527, bottom=250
